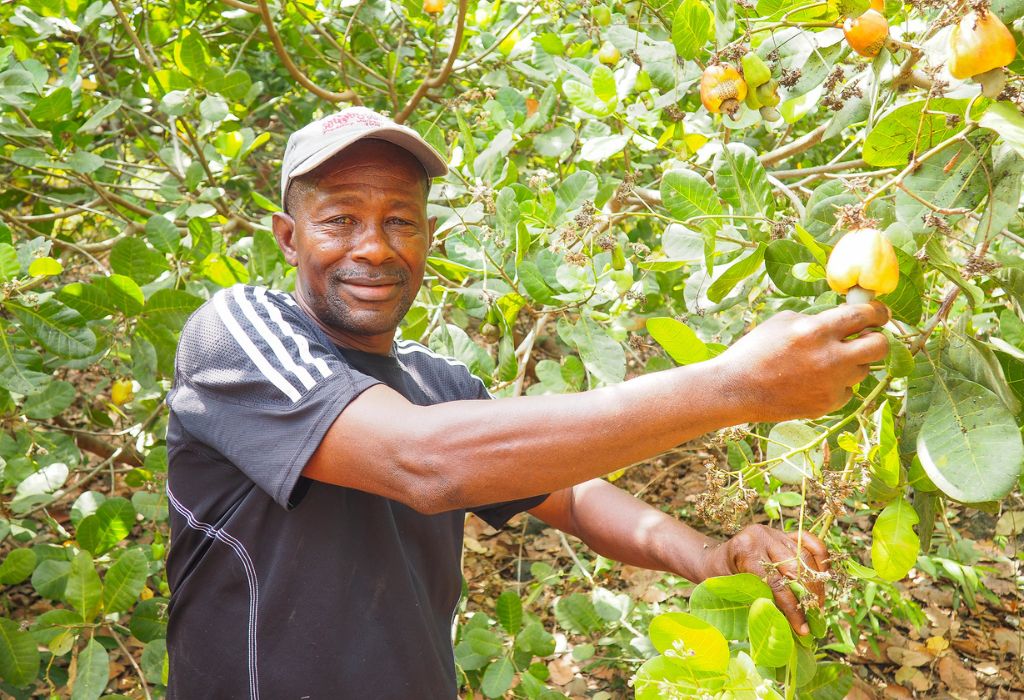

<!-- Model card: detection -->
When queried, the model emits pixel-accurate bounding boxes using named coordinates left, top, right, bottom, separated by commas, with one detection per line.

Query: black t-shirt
left=164, top=284, right=547, bottom=699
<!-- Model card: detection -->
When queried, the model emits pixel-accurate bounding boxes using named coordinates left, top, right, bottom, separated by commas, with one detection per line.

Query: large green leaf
left=688, top=582, right=750, bottom=640
left=495, top=590, right=522, bottom=635
left=703, top=573, right=774, bottom=603
left=77, top=497, right=136, bottom=555
left=661, top=169, right=722, bottom=233
left=747, top=598, right=793, bottom=667
left=23, top=380, right=75, bottom=420
left=862, top=99, right=970, bottom=167
left=480, top=657, right=514, bottom=699
left=70, top=638, right=110, bottom=700
left=798, top=662, right=853, bottom=700
left=103, top=548, right=148, bottom=614
left=917, top=378, right=1024, bottom=503
left=0, top=617, right=39, bottom=686
left=648, top=612, right=730, bottom=673
left=565, top=316, right=625, bottom=385
left=764, top=240, right=829, bottom=298
left=0, top=322, right=50, bottom=394
left=65, top=551, right=103, bottom=620
left=109, top=238, right=170, bottom=285
left=871, top=498, right=920, bottom=582
left=646, top=317, right=709, bottom=365
left=895, top=140, right=986, bottom=233
left=129, top=597, right=168, bottom=643
left=8, top=299, right=96, bottom=358
left=714, top=144, right=773, bottom=219
left=672, top=0, right=713, bottom=59
left=766, top=421, right=824, bottom=485
left=0, top=549, right=36, bottom=585
left=707, top=244, right=765, bottom=303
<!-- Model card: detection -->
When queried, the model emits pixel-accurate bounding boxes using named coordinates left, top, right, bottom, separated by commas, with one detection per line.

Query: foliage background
left=0, top=0, right=1023, bottom=696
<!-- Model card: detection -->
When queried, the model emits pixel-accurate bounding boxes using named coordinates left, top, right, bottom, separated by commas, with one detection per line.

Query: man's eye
left=387, top=218, right=415, bottom=227
left=327, top=216, right=355, bottom=225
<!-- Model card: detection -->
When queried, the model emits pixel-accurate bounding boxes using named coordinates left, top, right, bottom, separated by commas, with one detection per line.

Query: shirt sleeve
left=166, top=285, right=380, bottom=509
left=457, top=371, right=551, bottom=529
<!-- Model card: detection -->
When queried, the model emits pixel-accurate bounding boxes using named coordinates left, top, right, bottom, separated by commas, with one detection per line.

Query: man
left=165, top=107, right=889, bottom=698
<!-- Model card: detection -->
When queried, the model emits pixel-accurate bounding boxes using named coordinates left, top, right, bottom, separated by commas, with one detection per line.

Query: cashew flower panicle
left=826, top=228, right=900, bottom=305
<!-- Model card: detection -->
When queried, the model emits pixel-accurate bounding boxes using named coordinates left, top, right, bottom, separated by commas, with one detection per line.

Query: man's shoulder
left=393, top=338, right=491, bottom=398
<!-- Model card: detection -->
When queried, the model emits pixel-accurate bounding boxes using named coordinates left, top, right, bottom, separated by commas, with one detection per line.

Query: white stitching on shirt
left=213, top=288, right=302, bottom=402
left=167, top=487, right=261, bottom=700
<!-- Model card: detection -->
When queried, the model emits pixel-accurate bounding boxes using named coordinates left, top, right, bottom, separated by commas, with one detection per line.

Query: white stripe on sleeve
left=213, top=290, right=302, bottom=402
left=253, top=287, right=333, bottom=379
left=232, top=286, right=317, bottom=390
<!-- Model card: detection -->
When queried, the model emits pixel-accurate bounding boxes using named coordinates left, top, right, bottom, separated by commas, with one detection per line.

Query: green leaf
left=862, top=99, right=970, bottom=167
left=799, top=661, right=853, bottom=699
left=0, top=548, right=37, bottom=585
left=103, top=548, right=148, bottom=614
left=672, top=0, right=713, bottom=60
left=518, top=260, right=556, bottom=305
left=32, top=559, right=71, bottom=600
left=199, top=94, right=229, bottom=122
left=633, top=655, right=726, bottom=699
left=661, top=169, right=722, bottom=233
left=0, top=323, right=50, bottom=394
left=648, top=612, right=730, bottom=673
left=688, top=583, right=750, bottom=640
left=481, top=657, right=515, bottom=698
left=562, top=80, right=615, bottom=117
left=765, top=240, right=829, bottom=297
left=29, top=86, right=72, bottom=123
left=8, top=299, right=96, bottom=358
left=110, top=238, right=169, bottom=285
left=747, top=598, right=793, bottom=667
left=0, top=244, right=20, bottom=281
left=714, top=143, right=773, bottom=219
left=766, top=421, right=823, bottom=485
left=144, top=215, right=180, bottom=254
left=646, top=317, right=709, bottom=365
left=206, top=68, right=252, bottom=101
left=895, top=140, right=985, bottom=233
left=174, top=29, right=209, bottom=79
left=28, top=256, right=63, bottom=277
left=142, top=288, right=204, bottom=327
left=495, top=590, right=522, bottom=635
left=707, top=244, right=764, bottom=303
left=917, top=378, right=1024, bottom=503
left=566, top=316, right=625, bottom=385
left=554, top=170, right=597, bottom=221
left=0, top=617, right=40, bottom=686
left=23, top=380, right=75, bottom=420
left=199, top=252, right=250, bottom=287
left=554, top=593, right=603, bottom=634
left=704, top=573, right=774, bottom=603
left=515, top=622, right=555, bottom=656
left=871, top=498, right=920, bottom=582
left=77, top=497, right=136, bottom=555
left=65, top=550, right=103, bottom=620
left=591, top=65, right=616, bottom=103
left=873, top=401, right=900, bottom=488
left=979, top=101, right=1024, bottom=159
left=129, top=597, right=168, bottom=643
left=65, top=151, right=105, bottom=174
left=94, top=275, right=146, bottom=317
left=71, top=638, right=110, bottom=700
left=78, top=99, right=123, bottom=133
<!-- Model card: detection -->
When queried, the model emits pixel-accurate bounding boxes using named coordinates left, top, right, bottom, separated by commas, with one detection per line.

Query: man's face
left=272, top=140, right=435, bottom=348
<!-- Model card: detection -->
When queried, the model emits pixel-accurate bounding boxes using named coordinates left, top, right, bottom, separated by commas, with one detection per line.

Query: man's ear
left=272, top=212, right=298, bottom=266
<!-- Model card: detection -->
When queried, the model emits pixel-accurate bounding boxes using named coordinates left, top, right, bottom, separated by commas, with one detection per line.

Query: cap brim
left=288, top=127, right=448, bottom=183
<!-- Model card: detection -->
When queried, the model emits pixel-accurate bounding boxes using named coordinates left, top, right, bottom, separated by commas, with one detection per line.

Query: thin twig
left=393, top=0, right=469, bottom=123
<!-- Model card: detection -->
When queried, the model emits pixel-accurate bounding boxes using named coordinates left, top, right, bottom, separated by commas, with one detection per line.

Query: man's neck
left=292, top=289, right=396, bottom=356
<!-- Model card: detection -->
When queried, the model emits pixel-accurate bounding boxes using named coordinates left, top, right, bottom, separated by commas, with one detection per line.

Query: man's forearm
left=531, top=479, right=727, bottom=584
left=409, top=357, right=751, bottom=510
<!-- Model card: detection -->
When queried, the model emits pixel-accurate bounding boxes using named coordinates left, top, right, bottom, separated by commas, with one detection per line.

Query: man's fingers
left=761, top=552, right=809, bottom=635
left=841, top=330, right=890, bottom=365
left=788, top=531, right=830, bottom=571
left=823, top=301, right=890, bottom=338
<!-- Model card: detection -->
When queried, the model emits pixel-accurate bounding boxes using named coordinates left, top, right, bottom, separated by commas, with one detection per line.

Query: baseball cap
left=280, top=107, right=449, bottom=207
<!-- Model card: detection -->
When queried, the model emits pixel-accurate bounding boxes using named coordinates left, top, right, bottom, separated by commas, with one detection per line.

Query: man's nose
left=349, top=222, right=396, bottom=265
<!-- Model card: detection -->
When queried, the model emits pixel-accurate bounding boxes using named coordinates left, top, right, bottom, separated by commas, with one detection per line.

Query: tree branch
left=393, top=0, right=469, bottom=123
left=255, top=0, right=357, bottom=103
left=759, top=124, right=828, bottom=167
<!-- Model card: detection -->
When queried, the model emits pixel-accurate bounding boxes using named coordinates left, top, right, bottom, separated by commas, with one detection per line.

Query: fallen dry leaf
left=926, top=635, right=950, bottom=653
left=937, top=654, right=978, bottom=693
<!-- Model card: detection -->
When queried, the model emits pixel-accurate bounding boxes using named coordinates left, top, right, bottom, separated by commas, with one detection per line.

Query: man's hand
left=700, top=524, right=829, bottom=635
left=717, top=301, right=890, bottom=423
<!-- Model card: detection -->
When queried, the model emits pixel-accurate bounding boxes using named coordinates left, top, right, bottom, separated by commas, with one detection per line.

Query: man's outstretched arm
left=302, top=302, right=889, bottom=515
left=528, top=480, right=829, bottom=634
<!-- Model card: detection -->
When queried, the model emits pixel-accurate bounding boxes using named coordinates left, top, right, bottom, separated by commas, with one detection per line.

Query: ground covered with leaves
left=461, top=446, right=1024, bottom=699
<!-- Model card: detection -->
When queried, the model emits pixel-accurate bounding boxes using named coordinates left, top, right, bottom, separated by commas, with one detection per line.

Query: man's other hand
left=717, top=301, right=890, bottom=422
left=700, top=524, right=830, bottom=635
